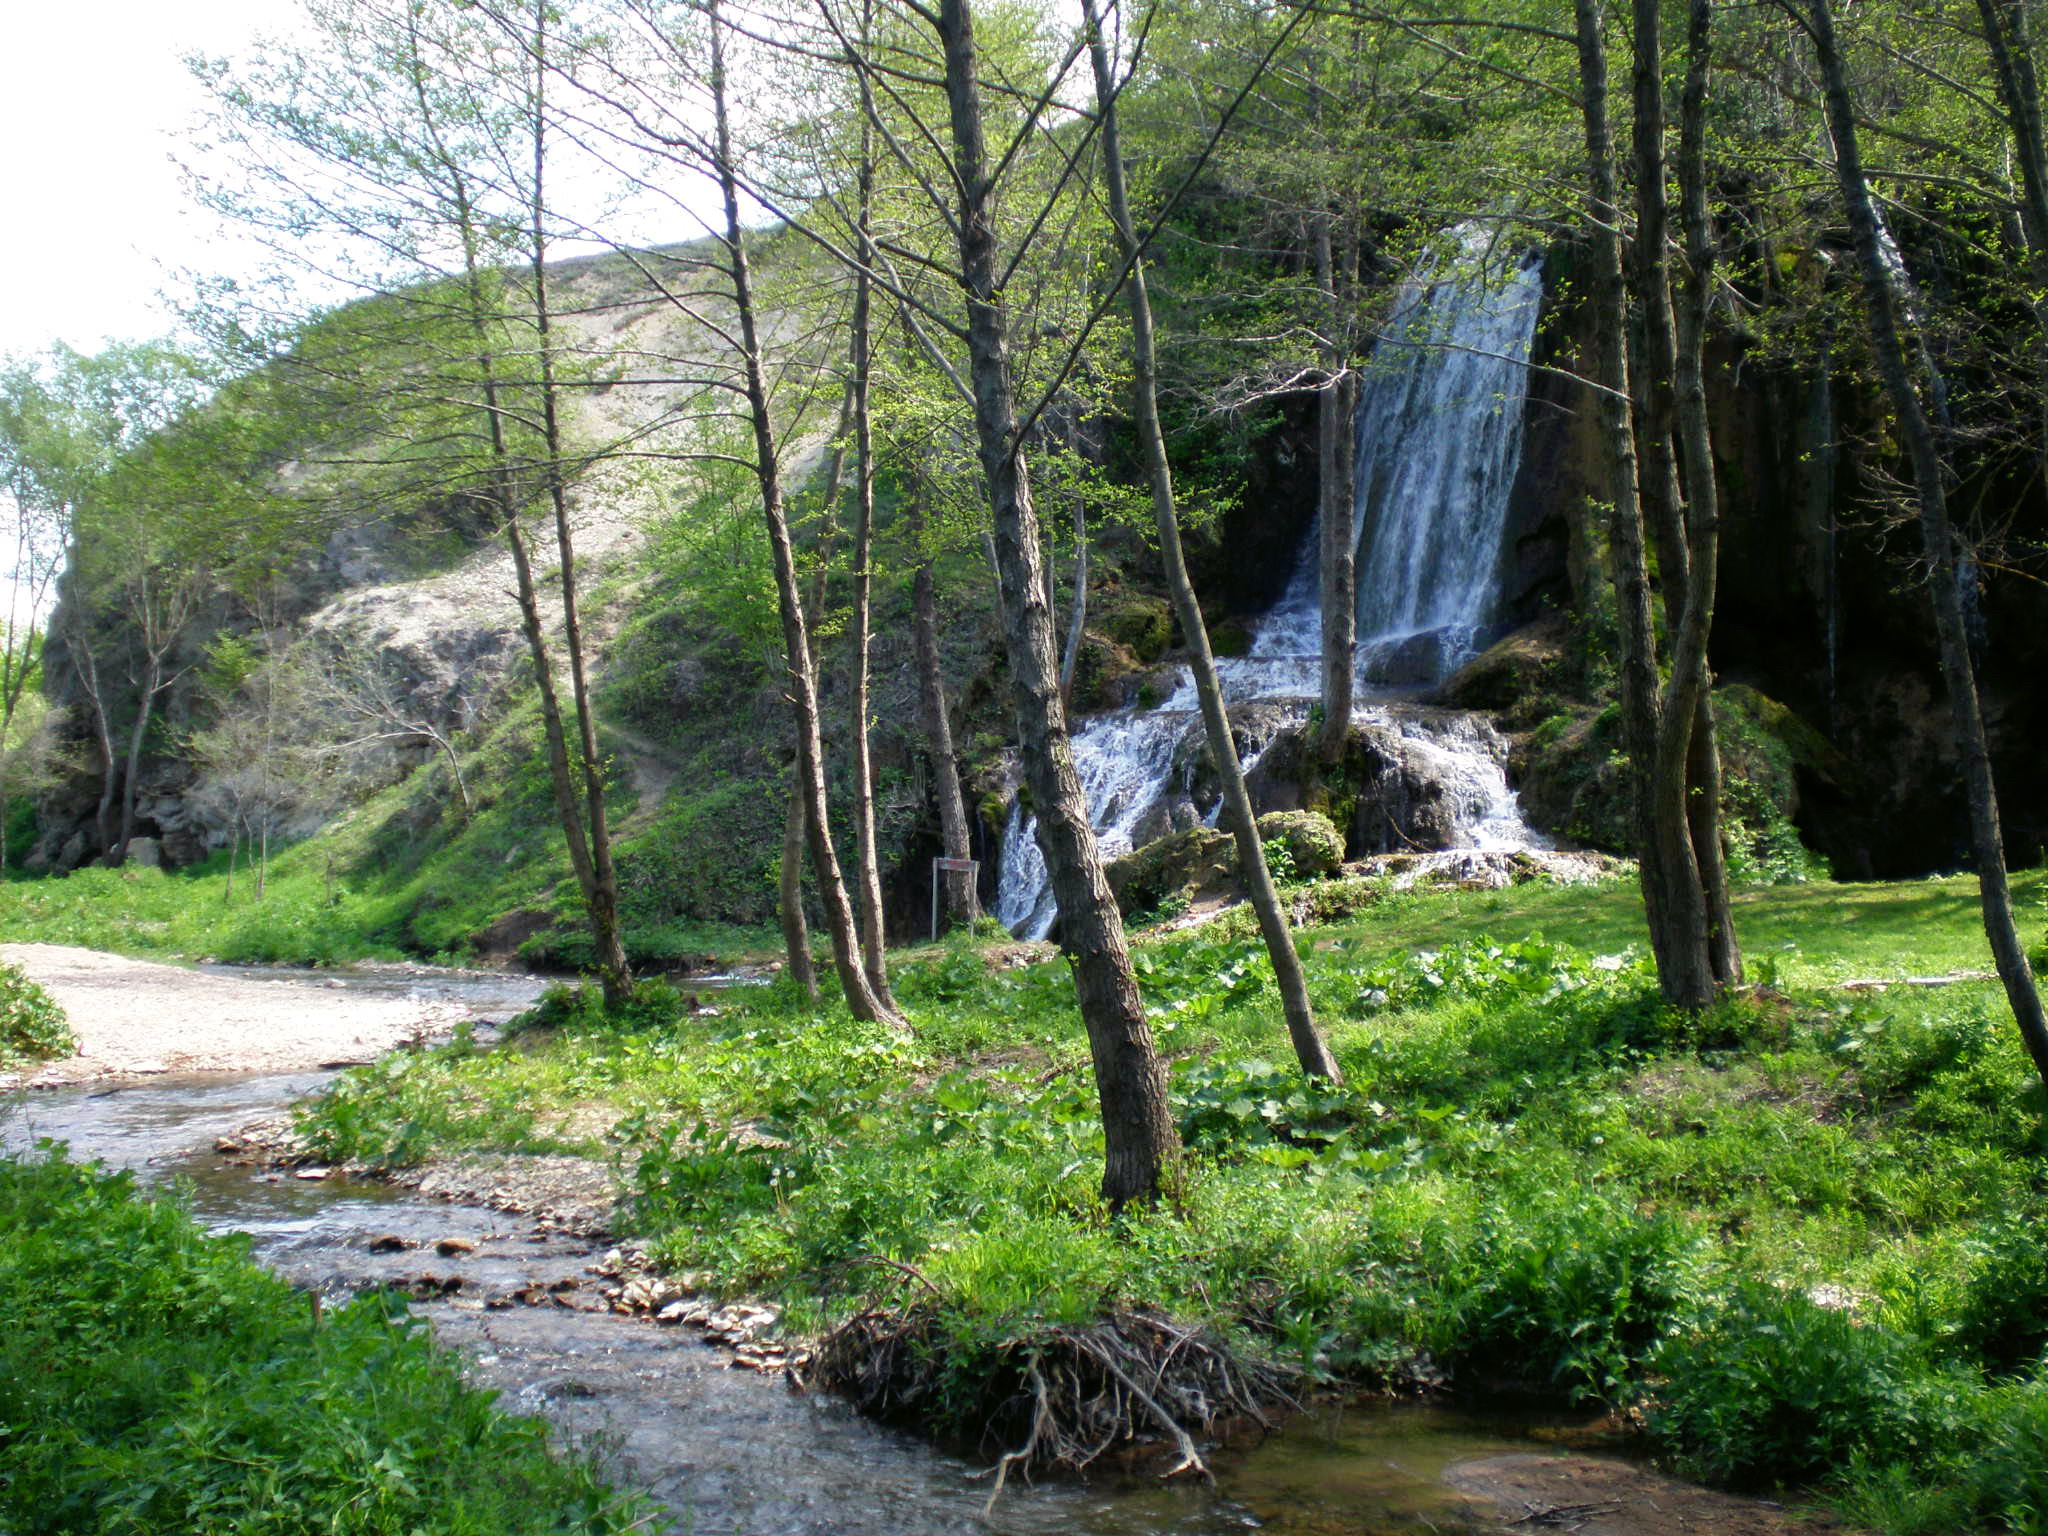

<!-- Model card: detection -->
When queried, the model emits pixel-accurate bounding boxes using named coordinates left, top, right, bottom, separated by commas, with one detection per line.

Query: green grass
left=284, top=866, right=2048, bottom=1530
left=0, top=1149, right=655, bottom=1535
left=1305, top=866, right=2048, bottom=984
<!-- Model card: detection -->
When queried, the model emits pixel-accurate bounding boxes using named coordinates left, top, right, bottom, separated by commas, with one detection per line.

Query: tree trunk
left=1575, top=0, right=1676, bottom=991
left=935, top=0, right=1179, bottom=1208
left=779, top=786, right=819, bottom=1001
left=506, top=517, right=599, bottom=904
left=780, top=393, right=851, bottom=1003
left=847, top=138, right=898, bottom=1010
left=1059, top=440, right=1089, bottom=705
left=1313, top=215, right=1355, bottom=759
left=114, top=653, right=164, bottom=866
left=1084, top=0, right=1341, bottom=1085
left=909, top=478, right=975, bottom=925
left=528, top=28, right=633, bottom=1007
left=707, top=0, right=896, bottom=1026
left=1675, top=0, right=1740, bottom=988
left=74, top=634, right=119, bottom=856
left=1632, top=0, right=1717, bottom=1008
left=1804, top=0, right=2048, bottom=1091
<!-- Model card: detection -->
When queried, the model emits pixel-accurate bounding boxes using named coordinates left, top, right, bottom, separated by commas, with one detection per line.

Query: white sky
left=0, top=0, right=726, bottom=363
left=0, top=0, right=297, bottom=358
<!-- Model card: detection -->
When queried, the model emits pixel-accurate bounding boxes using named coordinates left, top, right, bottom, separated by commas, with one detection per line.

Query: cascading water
left=1354, top=233, right=1545, bottom=681
left=994, top=235, right=1549, bottom=941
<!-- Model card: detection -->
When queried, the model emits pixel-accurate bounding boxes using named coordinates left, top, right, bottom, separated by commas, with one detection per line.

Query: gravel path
left=0, top=945, right=461, bottom=1088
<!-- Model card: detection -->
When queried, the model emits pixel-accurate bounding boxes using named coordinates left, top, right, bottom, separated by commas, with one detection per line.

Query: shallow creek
left=2, top=967, right=1611, bottom=1535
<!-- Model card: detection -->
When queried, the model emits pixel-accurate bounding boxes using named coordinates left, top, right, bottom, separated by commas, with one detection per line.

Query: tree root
left=805, top=1300, right=1298, bottom=1504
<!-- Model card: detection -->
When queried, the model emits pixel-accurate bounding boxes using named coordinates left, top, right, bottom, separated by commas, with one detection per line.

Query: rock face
left=1507, top=263, right=2048, bottom=878
left=1248, top=717, right=1486, bottom=857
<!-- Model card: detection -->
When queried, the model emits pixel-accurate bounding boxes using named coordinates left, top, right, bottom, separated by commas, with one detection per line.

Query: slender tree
left=1791, top=0, right=2048, bottom=1092
left=846, top=96, right=900, bottom=1010
left=704, top=0, right=900, bottom=1025
left=929, top=0, right=1180, bottom=1205
left=1312, top=213, right=1355, bottom=760
left=1083, top=0, right=1341, bottom=1084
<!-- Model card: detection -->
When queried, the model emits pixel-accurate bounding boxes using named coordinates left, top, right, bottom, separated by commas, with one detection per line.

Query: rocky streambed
left=0, top=961, right=1846, bottom=1536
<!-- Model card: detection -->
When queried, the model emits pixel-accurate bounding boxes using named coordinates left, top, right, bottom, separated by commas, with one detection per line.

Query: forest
left=5, top=0, right=2048, bottom=1531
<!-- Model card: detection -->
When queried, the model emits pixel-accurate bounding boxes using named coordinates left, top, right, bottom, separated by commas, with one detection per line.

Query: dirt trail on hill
left=0, top=945, right=463, bottom=1088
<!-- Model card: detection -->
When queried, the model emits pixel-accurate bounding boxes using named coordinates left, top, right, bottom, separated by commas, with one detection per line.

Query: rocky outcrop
left=1247, top=713, right=1512, bottom=857
left=1105, top=827, right=1238, bottom=916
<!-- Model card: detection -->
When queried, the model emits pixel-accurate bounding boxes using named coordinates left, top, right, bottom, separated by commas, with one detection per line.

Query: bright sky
left=0, top=0, right=721, bottom=363
left=0, top=1, right=299, bottom=359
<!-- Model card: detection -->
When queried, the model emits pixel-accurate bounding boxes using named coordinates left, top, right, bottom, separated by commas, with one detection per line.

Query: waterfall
left=1354, top=236, right=1543, bottom=679
left=994, top=235, right=1548, bottom=940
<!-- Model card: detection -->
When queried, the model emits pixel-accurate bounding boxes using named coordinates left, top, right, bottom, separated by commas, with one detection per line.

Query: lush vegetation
left=0, top=1149, right=654, bottom=1535
left=284, top=868, right=2048, bottom=1531
left=0, top=958, right=73, bottom=1066
left=0, top=746, right=778, bottom=974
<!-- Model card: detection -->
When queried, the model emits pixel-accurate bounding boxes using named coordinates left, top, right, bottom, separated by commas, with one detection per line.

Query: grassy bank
left=0, top=845, right=774, bottom=975
left=0, top=1149, right=654, bottom=1536
left=279, top=868, right=2048, bottom=1532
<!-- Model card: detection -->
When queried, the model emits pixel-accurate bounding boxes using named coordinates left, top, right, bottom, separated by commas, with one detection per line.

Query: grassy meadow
left=251, top=864, right=2048, bottom=1533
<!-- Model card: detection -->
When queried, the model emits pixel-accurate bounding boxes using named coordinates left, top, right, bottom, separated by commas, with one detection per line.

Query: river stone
left=435, top=1235, right=480, bottom=1257
left=367, top=1233, right=411, bottom=1253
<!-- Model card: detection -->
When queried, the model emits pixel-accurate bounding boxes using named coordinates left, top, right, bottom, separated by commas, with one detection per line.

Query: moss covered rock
left=1070, top=633, right=1144, bottom=713
left=1105, top=826, right=1236, bottom=916
left=1512, top=703, right=1632, bottom=854
left=1207, top=618, right=1253, bottom=658
left=1437, top=617, right=1570, bottom=722
left=1098, top=594, right=1173, bottom=664
left=1255, top=810, right=1345, bottom=877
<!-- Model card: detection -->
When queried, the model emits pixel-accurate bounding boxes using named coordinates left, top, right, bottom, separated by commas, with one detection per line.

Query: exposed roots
left=805, top=1301, right=1298, bottom=1504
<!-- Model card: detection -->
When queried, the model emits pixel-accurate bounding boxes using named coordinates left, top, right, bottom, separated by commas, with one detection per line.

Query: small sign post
left=930, top=856, right=980, bottom=940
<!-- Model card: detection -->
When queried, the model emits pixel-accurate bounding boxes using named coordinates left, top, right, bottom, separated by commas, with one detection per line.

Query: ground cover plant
left=0, top=1148, right=655, bottom=1536
left=0, top=959, right=72, bottom=1066
left=283, top=867, right=2048, bottom=1531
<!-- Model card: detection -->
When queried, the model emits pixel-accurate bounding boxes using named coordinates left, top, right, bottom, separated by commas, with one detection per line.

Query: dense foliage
left=0, top=959, right=72, bottom=1065
left=0, top=1150, right=653, bottom=1535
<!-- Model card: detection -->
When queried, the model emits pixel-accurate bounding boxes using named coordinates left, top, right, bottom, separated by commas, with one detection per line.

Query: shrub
left=1951, top=1214, right=2048, bottom=1375
left=0, top=959, right=72, bottom=1065
left=1650, top=1283, right=1929, bottom=1488
left=1256, top=810, right=1345, bottom=878
left=1444, top=1184, right=1707, bottom=1404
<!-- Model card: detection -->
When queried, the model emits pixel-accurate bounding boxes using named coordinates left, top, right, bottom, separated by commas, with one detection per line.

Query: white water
left=994, top=238, right=1548, bottom=941
left=1355, top=232, right=1544, bottom=677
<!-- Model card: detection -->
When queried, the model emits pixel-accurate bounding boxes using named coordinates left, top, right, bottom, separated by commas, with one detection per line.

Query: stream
left=1, top=965, right=1617, bottom=1535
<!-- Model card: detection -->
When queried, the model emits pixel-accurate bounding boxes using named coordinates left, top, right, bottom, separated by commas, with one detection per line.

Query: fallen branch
left=1507, top=1500, right=1625, bottom=1530
left=979, top=1364, right=1051, bottom=1514
left=1076, top=1335, right=1214, bottom=1484
left=844, top=1254, right=945, bottom=1300
left=1838, top=971, right=1996, bottom=990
